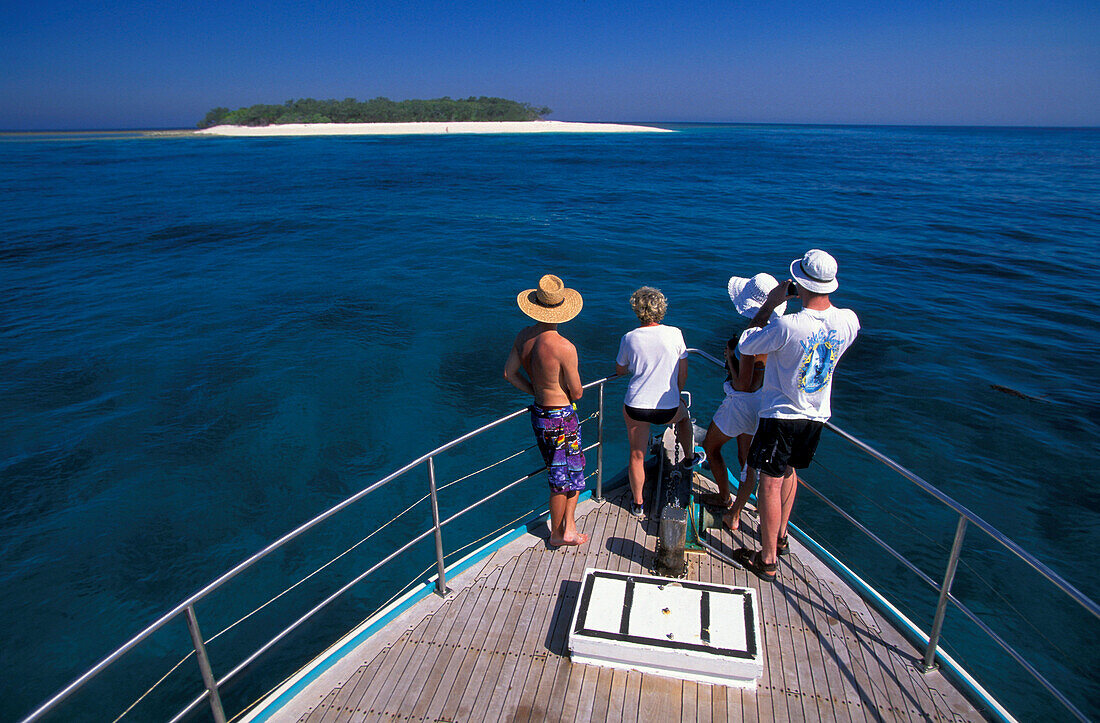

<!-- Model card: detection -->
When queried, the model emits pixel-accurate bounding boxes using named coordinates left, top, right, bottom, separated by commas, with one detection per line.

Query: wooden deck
left=274, top=470, right=986, bottom=722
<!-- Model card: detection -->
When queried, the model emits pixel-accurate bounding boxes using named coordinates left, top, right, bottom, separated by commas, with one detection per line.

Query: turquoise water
left=2, top=125, right=1098, bottom=720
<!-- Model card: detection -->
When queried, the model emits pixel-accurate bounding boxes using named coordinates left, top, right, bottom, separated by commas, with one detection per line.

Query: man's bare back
left=507, top=275, right=588, bottom=548
left=504, top=322, right=583, bottom=407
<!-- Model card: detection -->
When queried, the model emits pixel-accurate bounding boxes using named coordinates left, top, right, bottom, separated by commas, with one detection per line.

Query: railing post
left=183, top=605, right=227, bottom=723
left=922, top=515, right=968, bottom=672
left=596, top=381, right=605, bottom=501
left=427, top=456, right=449, bottom=596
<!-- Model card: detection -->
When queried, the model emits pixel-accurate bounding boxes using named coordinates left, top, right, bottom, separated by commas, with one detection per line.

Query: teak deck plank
left=799, top=556, right=871, bottom=722
left=452, top=561, right=523, bottom=720
left=530, top=542, right=588, bottom=721
left=271, top=458, right=986, bottom=723
left=774, top=536, right=815, bottom=720
left=376, top=583, right=454, bottom=717
left=358, top=606, right=439, bottom=718
left=680, top=680, right=698, bottom=723
left=342, top=628, right=414, bottom=718
left=785, top=552, right=845, bottom=721
left=492, top=546, right=560, bottom=720
left=308, top=667, right=358, bottom=722
left=300, top=687, right=338, bottom=723
left=418, top=563, right=506, bottom=719
left=469, top=553, right=538, bottom=720
left=835, top=592, right=902, bottom=719
left=590, top=666, right=615, bottom=722
left=639, top=672, right=682, bottom=721
left=330, top=639, right=399, bottom=720
left=438, top=566, right=513, bottom=722
left=623, top=670, right=643, bottom=721
left=605, top=667, right=629, bottom=722
left=512, top=540, right=574, bottom=721
left=847, top=593, right=918, bottom=720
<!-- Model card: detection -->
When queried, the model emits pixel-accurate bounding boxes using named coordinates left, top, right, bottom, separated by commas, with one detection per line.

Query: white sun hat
left=789, top=249, right=839, bottom=293
left=727, top=273, right=787, bottom=319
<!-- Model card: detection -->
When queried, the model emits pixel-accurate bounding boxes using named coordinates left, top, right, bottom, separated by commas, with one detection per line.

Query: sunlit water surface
left=1, top=125, right=1098, bottom=721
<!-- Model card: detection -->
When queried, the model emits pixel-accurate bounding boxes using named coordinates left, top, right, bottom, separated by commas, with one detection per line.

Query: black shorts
left=625, top=405, right=679, bottom=424
left=747, top=417, right=824, bottom=478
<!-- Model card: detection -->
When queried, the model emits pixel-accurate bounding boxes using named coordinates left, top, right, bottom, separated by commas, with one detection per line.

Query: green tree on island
left=198, top=97, right=552, bottom=128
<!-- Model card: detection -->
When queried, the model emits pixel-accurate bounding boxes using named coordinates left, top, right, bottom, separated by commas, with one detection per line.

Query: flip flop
left=733, top=547, right=778, bottom=582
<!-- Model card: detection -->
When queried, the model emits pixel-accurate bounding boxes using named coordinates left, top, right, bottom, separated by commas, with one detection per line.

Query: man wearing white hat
left=733, top=250, right=860, bottom=581
left=505, top=274, right=589, bottom=548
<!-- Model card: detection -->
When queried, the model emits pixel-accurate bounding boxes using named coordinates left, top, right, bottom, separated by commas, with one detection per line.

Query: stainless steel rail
left=24, top=345, right=1099, bottom=723
left=686, top=347, right=1097, bottom=723
left=21, top=374, right=622, bottom=723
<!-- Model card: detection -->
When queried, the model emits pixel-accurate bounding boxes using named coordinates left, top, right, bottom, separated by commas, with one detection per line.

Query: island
left=194, top=97, right=671, bottom=136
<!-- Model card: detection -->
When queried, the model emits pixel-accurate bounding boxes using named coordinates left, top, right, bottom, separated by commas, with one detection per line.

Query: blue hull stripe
left=248, top=489, right=593, bottom=722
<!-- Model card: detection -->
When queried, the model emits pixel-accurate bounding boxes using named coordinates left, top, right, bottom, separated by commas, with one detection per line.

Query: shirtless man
left=505, top=274, right=589, bottom=547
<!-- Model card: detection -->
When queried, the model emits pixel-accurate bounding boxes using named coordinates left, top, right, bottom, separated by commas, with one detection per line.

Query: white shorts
left=712, top=388, right=763, bottom=439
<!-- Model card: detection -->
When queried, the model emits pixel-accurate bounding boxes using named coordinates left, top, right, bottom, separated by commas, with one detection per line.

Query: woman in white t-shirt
left=614, top=287, right=696, bottom=517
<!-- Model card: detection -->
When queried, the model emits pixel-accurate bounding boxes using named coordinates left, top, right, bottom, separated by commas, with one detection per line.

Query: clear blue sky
left=3, top=0, right=1097, bottom=129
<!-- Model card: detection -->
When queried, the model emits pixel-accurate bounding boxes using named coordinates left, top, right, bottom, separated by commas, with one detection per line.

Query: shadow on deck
left=276, top=465, right=985, bottom=722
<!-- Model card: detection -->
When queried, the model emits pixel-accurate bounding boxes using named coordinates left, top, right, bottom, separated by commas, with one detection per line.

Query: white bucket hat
left=727, top=273, right=787, bottom=319
left=789, top=249, right=839, bottom=294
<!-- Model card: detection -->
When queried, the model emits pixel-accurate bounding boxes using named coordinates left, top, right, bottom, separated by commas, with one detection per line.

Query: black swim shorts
left=747, top=417, right=824, bottom=478
left=625, top=405, right=679, bottom=425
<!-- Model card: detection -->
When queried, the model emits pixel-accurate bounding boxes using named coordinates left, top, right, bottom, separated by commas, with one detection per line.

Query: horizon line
left=2, top=120, right=1099, bottom=134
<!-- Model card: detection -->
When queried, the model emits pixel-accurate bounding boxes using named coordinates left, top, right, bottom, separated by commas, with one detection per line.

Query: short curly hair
left=630, top=287, right=667, bottom=324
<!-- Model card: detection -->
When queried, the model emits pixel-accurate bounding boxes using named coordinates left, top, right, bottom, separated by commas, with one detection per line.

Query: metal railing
left=21, top=374, right=622, bottom=723
left=686, top=347, right=1099, bottom=723
left=24, top=349, right=1100, bottom=723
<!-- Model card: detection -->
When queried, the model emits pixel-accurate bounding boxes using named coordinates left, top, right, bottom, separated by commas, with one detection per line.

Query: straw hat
left=727, top=273, right=787, bottom=319
left=517, top=274, right=583, bottom=323
left=790, top=249, right=839, bottom=293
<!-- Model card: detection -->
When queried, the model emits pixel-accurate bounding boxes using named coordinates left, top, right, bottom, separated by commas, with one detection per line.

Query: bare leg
left=700, top=422, right=733, bottom=505
left=549, top=491, right=588, bottom=546
left=723, top=465, right=757, bottom=533
left=565, top=491, right=580, bottom=535
left=549, top=490, right=566, bottom=539
left=778, top=468, right=798, bottom=539
left=756, top=467, right=793, bottom=565
left=736, top=433, right=752, bottom=471
left=672, top=402, right=694, bottom=462
left=623, top=407, right=651, bottom=506
left=722, top=433, right=755, bottom=531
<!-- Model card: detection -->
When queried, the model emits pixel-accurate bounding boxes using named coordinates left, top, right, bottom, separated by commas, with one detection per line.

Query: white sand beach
left=195, top=120, right=672, bottom=136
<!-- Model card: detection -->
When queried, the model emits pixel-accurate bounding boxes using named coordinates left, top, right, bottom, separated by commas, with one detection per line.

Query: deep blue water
left=2, top=125, right=1098, bottom=721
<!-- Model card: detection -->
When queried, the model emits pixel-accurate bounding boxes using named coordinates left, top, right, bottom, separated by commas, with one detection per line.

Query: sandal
left=733, top=548, right=778, bottom=583
left=680, top=449, right=707, bottom=469
left=698, top=491, right=734, bottom=509
left=777, top=535, right=790, bottom=557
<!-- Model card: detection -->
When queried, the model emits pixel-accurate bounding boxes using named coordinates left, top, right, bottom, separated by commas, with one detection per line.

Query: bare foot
left=722, top=510, right=740, bottom=533
left=700, top=491, right=733, bottom=509
left=549, top=532, right=590, bottom=547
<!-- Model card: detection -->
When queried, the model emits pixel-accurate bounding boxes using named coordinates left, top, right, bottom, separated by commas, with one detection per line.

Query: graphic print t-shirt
left=737, top=306, right=860, bottom=421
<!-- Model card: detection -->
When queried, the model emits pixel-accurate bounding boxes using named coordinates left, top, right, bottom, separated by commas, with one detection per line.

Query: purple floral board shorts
left=530, top=403, right=586, bottom=493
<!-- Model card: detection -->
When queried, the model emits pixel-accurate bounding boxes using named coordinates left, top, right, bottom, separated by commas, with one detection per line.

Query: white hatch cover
left=567, top=568, right=763, bottom=687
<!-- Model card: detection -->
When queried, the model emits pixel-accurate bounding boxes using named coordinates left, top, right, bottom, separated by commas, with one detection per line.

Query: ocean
left=2, top=124, right=1098, bottom=721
